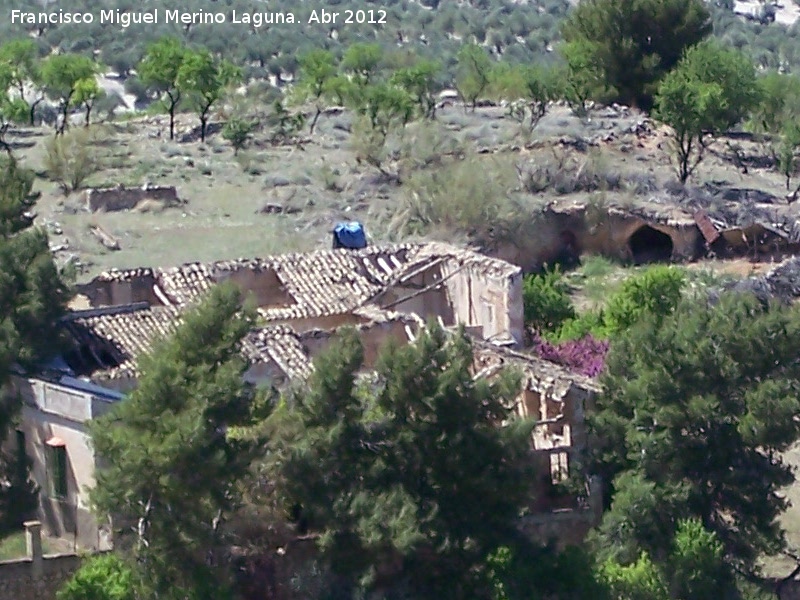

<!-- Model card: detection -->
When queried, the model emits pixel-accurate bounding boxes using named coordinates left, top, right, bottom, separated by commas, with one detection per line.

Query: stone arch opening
left=553, top=230, right=580, bottom=269
left=628, top=225, right=673, bottom=264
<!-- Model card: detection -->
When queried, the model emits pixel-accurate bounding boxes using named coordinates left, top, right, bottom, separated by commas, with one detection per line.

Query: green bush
left=600, top=553, right=669, bottom=600
left=44, top=128, right=104, bottom=193
left=522, top=266, right=577, bottom=334
left=57, top=553, right=134, bottom=600
left=553, top=265, right=685, bottom=342
left=603, top=265, right=685, bottom=334
left=222, top=118, right=257, bottom=155
left=553, top=309, right=609, bottom=343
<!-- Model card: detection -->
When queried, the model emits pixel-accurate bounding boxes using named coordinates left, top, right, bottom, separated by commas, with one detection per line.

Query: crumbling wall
left=266, top=313, right=368, bottom=334
left=84, top=184, right=180, bottom=212
left=299, top=319, right=413, bottom=368
left=12, top=377, right=109, bottom=550
left=214, top=266, right=296, bottom=309
left=443, top=264, right=523, bottom=345
left=380, top=263, right=455, bottom=325
left=488, top=209, right=702, bottom=269
left=76, top=272, right=161, bottom=307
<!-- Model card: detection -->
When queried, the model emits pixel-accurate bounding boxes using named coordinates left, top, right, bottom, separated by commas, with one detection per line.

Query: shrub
left=600, top=553, right=669, bottom=600
left=44, top=128, right=104, bottom=193
left=553, top=310, right=610, bottom=343
left=532, top=333, right=609, bottom=377
left=391, top=154, right=537, bottom=245
left=553, top=265, right=685, bottom=342
left=603, top=265, right=685, bottom=334
left=523, top=266, right=577, bottom=334
left=57, top=554, right=134, bottom=600
left=222, top=118, right=257, bottom=155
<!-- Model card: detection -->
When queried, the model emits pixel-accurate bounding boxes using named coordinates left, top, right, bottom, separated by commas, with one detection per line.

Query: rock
left=258, top=203, right=301, bottom=215
left=265, top=175, right=293, bottom=187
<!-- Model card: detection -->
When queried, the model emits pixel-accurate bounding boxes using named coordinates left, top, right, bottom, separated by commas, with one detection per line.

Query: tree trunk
left=29, top=98, right=41, bottom=126
left=309, top=107, right=321, bottom=135
left=167, top=91, right=180, bottom=141
left=84, top=104, right=92, bottom=127
left=200, top=115, right=208, bottom=142
left=57, top=102, right=69, bottom=135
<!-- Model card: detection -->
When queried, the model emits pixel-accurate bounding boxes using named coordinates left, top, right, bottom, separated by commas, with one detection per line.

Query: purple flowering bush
left=531, top=333, right=609, bottom=377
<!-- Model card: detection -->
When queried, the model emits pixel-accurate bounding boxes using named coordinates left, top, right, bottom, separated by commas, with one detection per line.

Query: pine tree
left=561, top=0, right=712, bottom=110
left=0, top=157, right=70, bottom=531
left=274, top=323, right=536, bottom=598
left=89, top=284, right=267, bottom=599
left=591, top=291, right=800, bottom=572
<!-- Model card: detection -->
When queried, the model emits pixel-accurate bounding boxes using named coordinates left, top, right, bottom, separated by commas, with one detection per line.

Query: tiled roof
left=62, top=304, right=279, bottom=381
left=86, top=242, right=520, bottom=317
left=68, top=242, right=521, bottom=382
left=247, top=325, right=313, bottom=381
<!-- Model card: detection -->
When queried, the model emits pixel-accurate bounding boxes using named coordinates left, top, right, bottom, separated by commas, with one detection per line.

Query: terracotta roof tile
left=63, top=304, right=276, bottom=381
left=247, top=326, right=313, bottom=380
left=71, top=242, right=522, bottom=382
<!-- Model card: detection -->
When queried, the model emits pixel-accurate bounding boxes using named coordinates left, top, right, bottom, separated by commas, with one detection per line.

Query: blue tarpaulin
left=333, top=221, right=367, bottom=249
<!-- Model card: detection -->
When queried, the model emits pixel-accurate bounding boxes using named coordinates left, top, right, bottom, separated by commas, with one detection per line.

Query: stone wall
left=0, top=522, right=83, bottom=600
left=84, top=184, right=180, bottom=212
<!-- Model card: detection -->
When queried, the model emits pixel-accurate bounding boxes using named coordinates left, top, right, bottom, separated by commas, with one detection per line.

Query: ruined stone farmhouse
left=11, top=242, right=600, bottom=550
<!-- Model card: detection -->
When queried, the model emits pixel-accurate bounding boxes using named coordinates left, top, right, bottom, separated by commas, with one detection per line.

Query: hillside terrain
left=8, top=100, right=794, bottom=281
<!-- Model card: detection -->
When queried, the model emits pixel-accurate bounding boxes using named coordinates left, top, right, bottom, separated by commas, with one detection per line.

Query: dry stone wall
left=84, top=184, right=180, bottom=212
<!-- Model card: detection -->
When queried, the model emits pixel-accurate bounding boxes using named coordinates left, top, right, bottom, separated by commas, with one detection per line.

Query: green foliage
left=553, top=265, right=685, bottom=342
left=273, top=323, right=535, bottom=597
left=492, top=64, right=559, bottom=131
left=89, top=284, right=267, bottom=599
left=39, top=54, right=98, bottom=134
left=72, top=78, right=104, bottom=127
left=603, top=265, right=685, bottom=333
left=354, top=82, right=415, bottom=136
left=0, top=157, right=70, bottom=530
left=294, top=49, right=338, bottom=134
left=44, top=128, right=103, bottom=193
left=456, top=44, right=493, bottom=110
left=669, top=518, right=734, bottom=600
left=522, top=266, right=576, bottom=334
left=138, top=37, right=189, bottom=140
left=341, top=43, right=384, bottom=87
left=268, top=100, right=305, bottom=143
left=750, top=71, right=800, bottom=135
left=389, top=59, right=441, bottom=119
left=559, top=39, right=608, bottom=117
left=57, top=554, right=135, bottom=600
left=177, top=51, right=242, bottom=142
left=591, top=292, right=800, bottom=571
left=775, top=120, right=800, bottom=191
left=348, top=83, right=415, bottom=177
left=655, top=40, right=759, bottom=183
left=222, top=117, right=256, bottom=154
left=0, top=39, right=42, bottom=126
left=0, top=39, right=40, bottom=98
left=600, top=553, right=669, bottom=600
left=561, top=0, right=712, bottom=109
left=487, top=544, right=610, bottom=600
